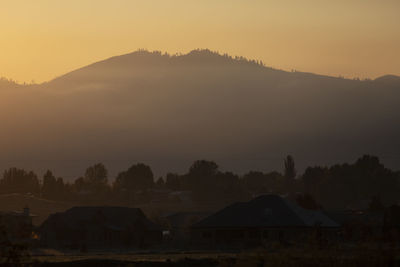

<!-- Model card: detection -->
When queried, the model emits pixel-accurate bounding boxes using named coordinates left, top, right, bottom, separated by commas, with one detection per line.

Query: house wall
left=40, top=226, right=162, bottom=249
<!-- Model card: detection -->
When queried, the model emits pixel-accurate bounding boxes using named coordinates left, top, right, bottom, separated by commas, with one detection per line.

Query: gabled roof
left=40, top=206, right=161, bottom=232
left=192, top=195, right=339, bottom=229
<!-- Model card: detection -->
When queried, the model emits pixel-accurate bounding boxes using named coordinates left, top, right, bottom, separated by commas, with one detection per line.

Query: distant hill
left=374, top=74, right=400, bottom=85
left=0, top=49, right=399, bottom=179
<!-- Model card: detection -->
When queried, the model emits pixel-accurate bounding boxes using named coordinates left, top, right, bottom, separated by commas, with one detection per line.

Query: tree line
left=0, top=155, right=399, bottom=209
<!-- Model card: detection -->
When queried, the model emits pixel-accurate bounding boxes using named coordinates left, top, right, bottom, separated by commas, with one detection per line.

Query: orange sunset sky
left=0, top=0, right=399, bottom=83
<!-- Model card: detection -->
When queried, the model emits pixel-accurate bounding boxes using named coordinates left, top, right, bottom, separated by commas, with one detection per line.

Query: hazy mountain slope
left=0, top=50, right=399, bottom=179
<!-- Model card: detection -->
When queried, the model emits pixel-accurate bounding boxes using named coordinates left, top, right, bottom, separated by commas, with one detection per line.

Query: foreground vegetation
left=8, top=246, right=400, bottom=267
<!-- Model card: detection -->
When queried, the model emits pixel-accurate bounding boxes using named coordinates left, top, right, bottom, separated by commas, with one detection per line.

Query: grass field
left=27, top=247, right=400, bottom=267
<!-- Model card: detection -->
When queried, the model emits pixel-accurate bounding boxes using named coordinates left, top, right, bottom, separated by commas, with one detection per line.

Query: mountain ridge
left=0, top=49, right=399, bottom=179
left=48, top=49, right=390, bottom=86
left=3, top=49, right=399, bottom=87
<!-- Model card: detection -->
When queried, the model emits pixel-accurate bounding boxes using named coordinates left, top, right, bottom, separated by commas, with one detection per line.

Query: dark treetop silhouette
left=0, top=155, right=399, bottom=210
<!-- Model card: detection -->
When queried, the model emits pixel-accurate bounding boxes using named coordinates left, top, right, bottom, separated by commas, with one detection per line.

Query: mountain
left=0, top=49, right=399, bottom=179
left=374, top=75, right=400, bottom=85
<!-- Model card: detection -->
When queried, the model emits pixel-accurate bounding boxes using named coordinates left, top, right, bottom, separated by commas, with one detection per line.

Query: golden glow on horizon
left=0, top=0, right=399, bottom=83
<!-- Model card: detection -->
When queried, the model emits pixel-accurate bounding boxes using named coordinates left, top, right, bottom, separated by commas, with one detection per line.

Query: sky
left=0, top=0, right=399, bottom=83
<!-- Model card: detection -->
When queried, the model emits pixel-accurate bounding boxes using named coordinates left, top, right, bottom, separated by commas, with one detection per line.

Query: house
left=39, top=206, right=162, bottom=249
left=0, top=207, right=34, bottom=242
left=191, top=195, right=339, bottom=248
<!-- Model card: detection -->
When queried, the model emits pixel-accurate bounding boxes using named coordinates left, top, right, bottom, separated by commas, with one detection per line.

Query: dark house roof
left=193, top=195, right=339, bottom=229
left=40, top=206, right=161, bottom=232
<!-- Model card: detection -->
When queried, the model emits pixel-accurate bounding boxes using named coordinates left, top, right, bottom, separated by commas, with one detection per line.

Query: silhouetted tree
left=187, top=160, right=219, bottom=201
left=301, top=166, right=328, bottom=198
left=73, top=177, right=86, bottom=192
left=54, top=177, right=68, bottom=200
left=296, top=193, right=322, bottom=210
left=84, top=163, right=108, bottom=185
left=0, top=153, right=396, bottom=210
left=385, top=204, right=400, bottom=229
left=114, top=163, right=154, bottom=192
left=242, top=171, right=266, bottom=194
left=215, top=171, right=248, bottom=202
left=369, top=196, right=385, bottom=212
left=242, top=171, right=283, bottom=194
left=41, top=170, right=57, bottom=199
left=303, top=155, right=399, bottom=210
left=0, top=168, right=40, bottom=195
left=165, top=173, right=181, bottom=191
left=189, top=160, right=218, bottom=177
left=284, top=155, right=296, bottom=180
left=75, top=163, right=109, bottom=198
left=156, top=177, right=165, bottom=187
left=284, top=155, right=296, bottom=193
